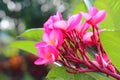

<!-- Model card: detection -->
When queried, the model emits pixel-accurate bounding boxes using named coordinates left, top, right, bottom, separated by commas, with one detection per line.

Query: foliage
left=47, top=67, right=115, bottom=80
left=47, top=67, right=96, bottom=80
left=100, top=30, right=120, bottom=71
left=95, top=0, right=120, bottom=29
left=10, top=41, right=37, bottom=55
left=19, top=28, right=44, bottom=41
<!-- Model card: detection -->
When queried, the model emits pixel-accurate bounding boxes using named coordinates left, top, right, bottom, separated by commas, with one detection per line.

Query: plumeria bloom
left=44, top=11, right=63, bottom=32
left=35, top=7, right=120, bottom=79
left=54, top=13, right=82, bottom=32
left=43, top=29, right=63, bottom=47
left=34, top=42, right=58, bottom=65
left=81, top=7, right=106, bottom=29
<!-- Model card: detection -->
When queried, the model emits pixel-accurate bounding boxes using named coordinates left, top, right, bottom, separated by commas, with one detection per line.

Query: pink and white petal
left=75, top=22, right=82, bottom=33
left=44, top=16, right=53, bottom=28
left=51, top=16, right=58, bottom=22
left=34, top=58, right=49, bottom=65
left=49, top=46, right=58, bottom=59
left=35, top=42, right=47, bottom=48
left=93, top=10, right=106, bottom=24
left=95, top=54, right=101, bottom=65
left=83, top=32, right=93, bottom=45
left=49, top=30, right=59, bottom=46
left=37, top=45, right=49, bottom=58
left=80, top=22, right=90, bottom=36
left=50, top=30, right=59, bottom=40
left=103, top=54, right=109, bottom=62
left=37, top=47, right=45, bottom=57
left=81, top=12, right=91, bottom=20
left=54, top=20, right=68, bottom=30
left=89, top=7, right=98, bottom=16
left=67, top=13, right=82, bottom=31
left=42, top=32, right=50, bottom=43
left=57, top=31, right=64, bottom=47
left=107, top=65, right=116, bottom=73
left=51, top=53, right=56, bottom=62
left=91, top=61, right=100, bottom=67
left=56, top=11, right=63, bottom=20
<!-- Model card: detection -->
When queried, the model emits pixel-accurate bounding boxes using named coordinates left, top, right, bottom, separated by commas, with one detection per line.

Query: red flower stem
left=92, top=24, right=106, bottom=68
left=101, top=69, right=120, bottom=79
left=59, top=60, right=97, bottom=73
left=88, top=57, right=120, bottom=79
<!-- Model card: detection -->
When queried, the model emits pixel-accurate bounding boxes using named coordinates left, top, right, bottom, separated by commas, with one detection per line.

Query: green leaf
left=86, top=72, right=115, bottom=80
left=95, top=0, right=120, bottom=29
left=19, top=28, right=44, bottom=41
left=47, top=67, right=97, bottom=80
left=10, top=41, right=37, bottom=55
left=72, top=0, right=95, bottom=14
left=72, top=0, right=88, bottom=14
left=100, top=30, right=120, bottom=71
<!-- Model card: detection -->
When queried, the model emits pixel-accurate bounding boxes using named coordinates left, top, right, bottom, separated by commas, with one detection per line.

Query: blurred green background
left=0, top=0, right=81, bottom=80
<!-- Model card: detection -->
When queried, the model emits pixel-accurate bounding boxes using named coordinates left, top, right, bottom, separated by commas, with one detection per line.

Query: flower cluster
left=35, top=7, right=119, bottom=79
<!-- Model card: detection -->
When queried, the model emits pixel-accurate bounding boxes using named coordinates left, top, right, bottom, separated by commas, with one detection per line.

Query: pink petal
left=81, top=12, right=91, bottom=20
left=57, top=30, right=64, bottom=47
left=54, top=20, right=68, bottom=30
left=80, top=22, right=90, bottom=36
left=83, top=32, right=93, bottom=45
left=44, top=16, right=53, bottom=29
left=89, top=7, right=98, bottom=16
left=56, top=11, right=63, bottom=20
left=75, top=22, right=82, bottom=33
left=51, top=53, right=56, bottom=62
left=44, top=46, right=58, bottom=59
left=52, top=12, right=63, bottom=22
left=35, top=42, right=47, bottom=48
left=107, top=65, right=116, bottom=73
left=50, top=30, right=59, bottom=41
left=35, top=42, right=51, bottom=58
left=35, top=43, right=47, bottom=58
left=37, top=47, right=45, bottom=57
left=93, top=10, right=106, bottom=24
left=34, top=58, right=49, bottom=65
left=67, top=13, right=82, bottom=31
left=50, top=30, right=63, bottom=47
left=91, top=61, right=100, bottom=67
left=42, top=32, right=50, bottom=43
left=103, top=54, right=109, bottom=62
left=95, top=54, right=101, bottom=65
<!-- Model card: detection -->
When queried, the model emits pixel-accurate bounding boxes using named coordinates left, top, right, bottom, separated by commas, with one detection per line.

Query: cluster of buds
left=35, top=7, right=120, bottom=79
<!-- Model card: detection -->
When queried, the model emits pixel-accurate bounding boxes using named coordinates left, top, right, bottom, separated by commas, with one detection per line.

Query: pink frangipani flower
left=44, top=11, right=63, bottom=32
left=81, top=7, right=106, bottom=28
left=43, top=29, right=63, bottom=47
left=34, top=42, right=58, bottom=65
left=54, top=13, right=82, bottom=32
left=34, top=7, right=120, bottom=79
